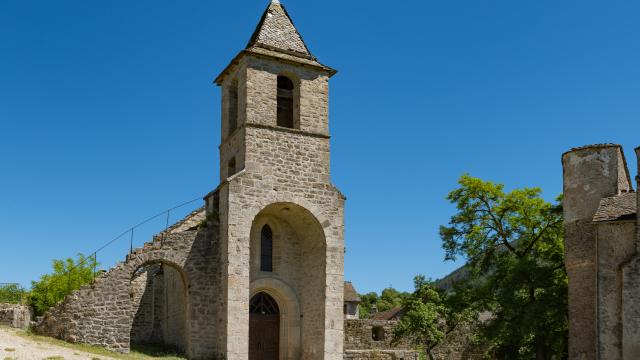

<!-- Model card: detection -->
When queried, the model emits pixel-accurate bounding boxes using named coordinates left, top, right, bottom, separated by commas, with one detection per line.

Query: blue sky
left=1, top=0, right=639, bottom=293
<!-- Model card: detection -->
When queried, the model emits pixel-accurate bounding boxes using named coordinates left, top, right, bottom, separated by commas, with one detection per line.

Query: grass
left=12, top=328, right=186, bottom=360
left=4, top=357, right=17, bottom=360
left=2, top=349, right=15, bottom=352
left=42, top=357, right=64, bottom=360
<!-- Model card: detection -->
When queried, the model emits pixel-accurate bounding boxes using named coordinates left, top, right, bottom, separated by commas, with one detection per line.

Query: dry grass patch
left=16, top=330, right=185, bottom=360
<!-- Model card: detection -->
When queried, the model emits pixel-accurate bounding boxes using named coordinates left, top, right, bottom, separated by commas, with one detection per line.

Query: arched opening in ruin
left=129, top=261, right=189, bottom=355
left=250, top=202, right=327, bottom=359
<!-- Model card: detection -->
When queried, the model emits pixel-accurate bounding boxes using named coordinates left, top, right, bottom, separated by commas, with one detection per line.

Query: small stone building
left=562, top=144, right=640, bottom=360
left=344, top=282, right=361, bottom=320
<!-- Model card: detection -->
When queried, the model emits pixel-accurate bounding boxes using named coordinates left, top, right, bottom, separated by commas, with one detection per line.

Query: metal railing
left=35, top=196, right=204, bottom=311
left=0, top=283, right=25, bottom=304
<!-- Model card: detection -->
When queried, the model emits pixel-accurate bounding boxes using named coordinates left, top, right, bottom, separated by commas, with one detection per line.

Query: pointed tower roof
left=246, top=0, right=313, bottom=59
left=215, top=1, right=335, bottom=85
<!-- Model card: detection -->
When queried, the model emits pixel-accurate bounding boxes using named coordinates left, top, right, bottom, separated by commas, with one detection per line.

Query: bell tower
left=208, top=1, right=345, bottom=360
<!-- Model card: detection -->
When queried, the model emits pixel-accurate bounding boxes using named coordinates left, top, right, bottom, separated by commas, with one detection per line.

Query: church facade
left=207, top=0, right=345, bottom=358
left=37, top=2, right=349, bottom=359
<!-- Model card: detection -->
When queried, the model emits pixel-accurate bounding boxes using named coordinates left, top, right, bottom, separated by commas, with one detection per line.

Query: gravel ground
left=0, top=327, right=116, bottom=360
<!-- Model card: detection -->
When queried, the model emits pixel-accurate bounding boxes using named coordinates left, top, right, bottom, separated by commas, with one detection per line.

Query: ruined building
left=563, top=144, right=640, bottom=360
left=36, top=2, right=417, bottom=359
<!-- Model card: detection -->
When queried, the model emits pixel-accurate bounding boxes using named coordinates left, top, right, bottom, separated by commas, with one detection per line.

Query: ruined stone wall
left=343, top=320, right=418, bottom=360
left=344, top=320, right=412, bottom=351
left=0, top=304, right=31, bottom=329
left=36, top=226, right=221, bottom=359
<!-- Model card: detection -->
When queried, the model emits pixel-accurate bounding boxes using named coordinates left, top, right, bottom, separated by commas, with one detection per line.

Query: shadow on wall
left=130, top=262, right=187, bottom=355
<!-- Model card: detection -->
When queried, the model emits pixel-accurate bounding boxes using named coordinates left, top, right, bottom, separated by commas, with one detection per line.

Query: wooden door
left=249, top=292, right=280, bottom=360
left=249, top=313, right=279, bottom=360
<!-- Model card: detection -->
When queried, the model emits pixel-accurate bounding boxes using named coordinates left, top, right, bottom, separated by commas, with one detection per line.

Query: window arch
left=260, top=225, right=273, bottom=272
left=277, top=76, right=295, bottom=128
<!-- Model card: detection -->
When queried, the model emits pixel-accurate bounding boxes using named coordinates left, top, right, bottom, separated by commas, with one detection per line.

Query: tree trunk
left=426, top=349, right=435, bottom=360
left=535, top=334, right=546, bottom=360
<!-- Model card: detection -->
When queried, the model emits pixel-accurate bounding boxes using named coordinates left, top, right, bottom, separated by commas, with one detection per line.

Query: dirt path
left=0, top=327, right=116, bottom=360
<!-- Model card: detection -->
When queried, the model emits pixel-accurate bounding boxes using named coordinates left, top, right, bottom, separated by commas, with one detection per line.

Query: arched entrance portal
left=250, top=292, right=280, bottom=360
left=129, top=262, right=188, bottom=354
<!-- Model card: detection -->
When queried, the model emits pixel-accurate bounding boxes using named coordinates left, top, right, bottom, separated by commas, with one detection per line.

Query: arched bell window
left=277, top=76, right=295, bottom=129
left=260, top=225, right=273, bottom=272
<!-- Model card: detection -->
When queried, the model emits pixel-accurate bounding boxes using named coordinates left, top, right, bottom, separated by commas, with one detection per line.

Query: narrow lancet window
left=228, top=80, right=238, bottom=135
left=260, top=225, right=273, bottom=272
left=277, top=76, right=294, bottom=128
left=227, top=157, right=236, bottom=177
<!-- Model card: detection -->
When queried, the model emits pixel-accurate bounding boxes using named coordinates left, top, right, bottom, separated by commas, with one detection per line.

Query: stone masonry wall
left=344, top=320, right=412, bottom=351
left=36, top=225, right=221, bottom=359
left=343, top=350, right=419, bottom=360
left=344, top=320, right=418, bottom=360
left=562, top=145, right=632, bottom=360
left=0, top=304, right=31, bottom=329
left=596, top=221, right=636, bottom=360
left=214, top=53, right=344, bottom=360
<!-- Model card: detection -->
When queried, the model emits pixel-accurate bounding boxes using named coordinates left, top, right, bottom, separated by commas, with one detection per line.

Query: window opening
left=260, top=225, right=273, bottom=272
left=277, top=76, right=295, bottom=128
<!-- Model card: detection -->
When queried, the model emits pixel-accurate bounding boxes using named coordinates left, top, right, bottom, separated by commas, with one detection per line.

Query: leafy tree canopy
left=29, top=253, right=99, bottom=316
left=0, top=283, right=26, bottom=304
left=358, top=287, right=410, bottom=319
left=440, top=175, right=567, bottom=360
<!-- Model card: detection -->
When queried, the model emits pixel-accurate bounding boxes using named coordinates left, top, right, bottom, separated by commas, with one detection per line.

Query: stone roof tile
left=371, top=307, right=404, bottom=321
left=593, top=192, right=637, bottom=222
left=246, top=1, right=313, bottom=59
left=344, top=281, right=361, bottom=302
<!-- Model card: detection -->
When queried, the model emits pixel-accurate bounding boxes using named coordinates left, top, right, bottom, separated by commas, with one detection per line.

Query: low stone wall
left=344, top=319, right=413, bottom=351
left=430, top=322, right=487, bottom=360
left=344, top=319, right=418, bottom=360
left=344, top=350, right=419, bottom=360
left=0, top=304, right=31, bottom=329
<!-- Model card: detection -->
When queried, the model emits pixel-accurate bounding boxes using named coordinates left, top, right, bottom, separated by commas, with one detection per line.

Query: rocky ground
left=0, top=326, right=116, bottom=360
left=0, top=327, right=184, bottom=360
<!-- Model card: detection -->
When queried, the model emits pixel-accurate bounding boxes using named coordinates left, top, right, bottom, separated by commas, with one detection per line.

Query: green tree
left=440, top=175, right=567, bottom=359
left=358, top=287, right=410, bottom=319
left=378, top=287, right=409, bottom=312
left=0, top=283, right=26, bottom=304
left=29, top=253, right=99, bottom=315
left=358, top=292, right=379, bottom=319
left=393, top=275, right=476, bottom=360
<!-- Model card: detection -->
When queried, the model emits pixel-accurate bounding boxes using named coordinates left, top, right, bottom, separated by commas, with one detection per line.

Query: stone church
left=36, top=2, right=417, bottom=360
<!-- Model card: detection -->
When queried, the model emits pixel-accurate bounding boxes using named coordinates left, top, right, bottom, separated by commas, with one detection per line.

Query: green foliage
left=358, top=292, right=379, bottom=319
left=28, top=253, right=99, bottom=316
left=0, top=284, right=26, bottom=304
left=439, top=175, right=567, bottom=359
left=358, top=287, right=410, bottom=319
left=393, top=275, right=476, bottom=360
